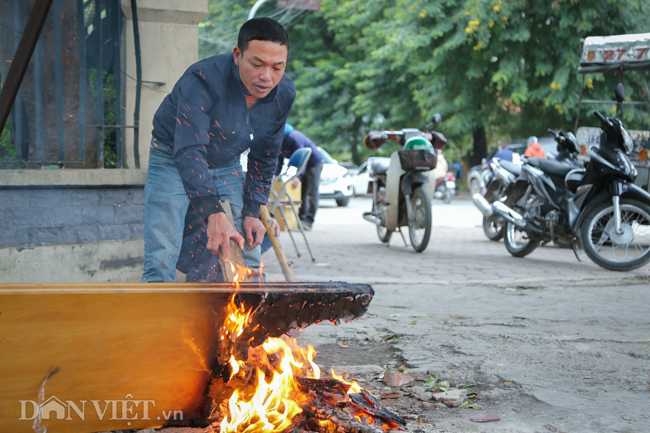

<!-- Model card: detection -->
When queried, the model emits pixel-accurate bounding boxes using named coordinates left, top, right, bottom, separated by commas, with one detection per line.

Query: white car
left=351, top=161, right=371, bottom=196
left=318, top=147, right=354, bottom=207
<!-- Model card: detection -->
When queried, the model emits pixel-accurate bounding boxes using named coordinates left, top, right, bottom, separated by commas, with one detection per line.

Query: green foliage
left=200, top=0, right=650, bottom=165
left=1, top=117, right=17, bottom=165
left=88, top=68, right=118, bottom=168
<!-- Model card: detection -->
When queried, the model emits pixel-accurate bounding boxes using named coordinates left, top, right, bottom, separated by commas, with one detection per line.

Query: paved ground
left=260, top=195, right=650, bottom=433
left=266, top=194, right=648, bottom=285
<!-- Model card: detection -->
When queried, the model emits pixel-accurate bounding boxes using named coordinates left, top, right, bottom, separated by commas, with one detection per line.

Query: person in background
left=276, top=124, right=324, bottom=231
left=494, top=140, right=514, bottom=161
left=524, top=136, right=546, bottom=158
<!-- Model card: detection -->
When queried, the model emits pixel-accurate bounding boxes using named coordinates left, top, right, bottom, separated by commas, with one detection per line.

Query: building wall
left=0, top=1, right=208, bottom=283
left=121, top=0, right=209, bottom=169
left=0, top=186, right=144, bottom=247
left=0, top=170, right=147, bottom=283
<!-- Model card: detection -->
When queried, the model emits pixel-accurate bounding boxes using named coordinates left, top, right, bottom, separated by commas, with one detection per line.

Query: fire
left=217, top=268, right=400, bottom=433
left=222, top=292, right=251, bottom=342
left=219, top=279, right=321, bottom=433
left=330, top=368, right=362, bottom=394
left=220, top=336, right=320, bottom=433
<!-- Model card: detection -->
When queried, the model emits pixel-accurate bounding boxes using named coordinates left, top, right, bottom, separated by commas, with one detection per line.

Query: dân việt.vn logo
left=19, top=394, right=183, bottom=425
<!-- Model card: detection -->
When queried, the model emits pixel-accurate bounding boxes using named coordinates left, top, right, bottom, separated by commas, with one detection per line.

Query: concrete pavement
left=261, top=196, right=650, bottom=433
left=264, top=196, right=647, bottom=285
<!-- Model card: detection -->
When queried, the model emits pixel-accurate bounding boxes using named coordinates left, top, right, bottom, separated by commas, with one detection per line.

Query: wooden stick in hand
left=260, top=205, right=296, bottom=282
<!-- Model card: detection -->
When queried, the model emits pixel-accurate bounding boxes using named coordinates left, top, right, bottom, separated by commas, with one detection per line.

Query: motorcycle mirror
left=615, top=83, right=625, bottom=103
left=431, top=113, right=442, bottom=125
left=364, top=131, right=388, bottom=150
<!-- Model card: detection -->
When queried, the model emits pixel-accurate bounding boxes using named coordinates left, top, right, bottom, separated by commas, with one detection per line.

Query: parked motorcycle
left=362, top=114, right=447, bottom=252
left=434, top=172, right=456, bottom=204
left=473, top=84, right=650, bottom=271
left=480, top=157, right=522, bottom=241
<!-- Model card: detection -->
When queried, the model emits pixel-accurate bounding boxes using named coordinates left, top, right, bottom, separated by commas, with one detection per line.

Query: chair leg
left=278, top=205, right=302, bottom=258
left=287, top=195, right=316, bottom=262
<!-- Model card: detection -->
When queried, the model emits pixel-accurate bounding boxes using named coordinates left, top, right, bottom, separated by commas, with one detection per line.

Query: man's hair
left=497, top=140, right=507, bottom=150
left=238, top=18, right=290, bottom=55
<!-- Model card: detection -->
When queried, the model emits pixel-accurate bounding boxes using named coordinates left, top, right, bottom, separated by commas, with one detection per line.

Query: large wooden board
left=0, top=282, right=373, bottom=433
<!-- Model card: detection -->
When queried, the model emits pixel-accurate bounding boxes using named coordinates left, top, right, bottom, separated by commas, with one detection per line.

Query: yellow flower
left=554, top=104, right=560, bottom=108
left=419, top=9, right=427, bottom=17
left=469, top=19, right=479, bottom=26
left=465, top=27, right=472, bottom=33
left=493, top=5, right=500, bottom=12
left=586, top=78, right=594, bottom=89
left=409, top=4, right=417, bottom=10
left=464, top=10, right=471, bottom=15
left=473, top=42, right=484, bottom=51
left=502, top=16, right=508, bottom=21
left=489, top=22, right=494, bottom=28
left=550, top=82, right=557, bottom=90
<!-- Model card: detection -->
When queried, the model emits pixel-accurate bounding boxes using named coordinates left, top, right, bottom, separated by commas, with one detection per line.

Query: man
left=524, top=136, right=546, bottom=158
left=142, top=18, right=296, bottom=282
left=494, top=140, right=514, bottom=162
left=276, top=124, right=323, bottom=230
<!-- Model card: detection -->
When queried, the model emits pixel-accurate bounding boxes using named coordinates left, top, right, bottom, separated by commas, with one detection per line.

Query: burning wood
left=205, top=336, right=405, bottom=433
left=193, top=275, right=401, bottom=433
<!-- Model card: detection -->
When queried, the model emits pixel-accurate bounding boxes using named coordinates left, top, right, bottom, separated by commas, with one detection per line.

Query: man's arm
left=172, top=73, right=243, bottom=259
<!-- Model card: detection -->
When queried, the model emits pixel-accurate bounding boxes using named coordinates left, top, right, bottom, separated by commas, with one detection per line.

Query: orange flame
left=220, top=336, right=321, bottom=433
left=221, top=292, right=251, bottom=342
left=330, top=368, right=362, bottom=394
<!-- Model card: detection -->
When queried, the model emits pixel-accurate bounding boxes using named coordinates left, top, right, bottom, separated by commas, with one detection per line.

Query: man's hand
left=290, top=177, right=300, bottom=189
left=269, top=217, right=281, bottom=238
left=206, top=212, right=245, bottom=262
left=243, top=216, right=267, bottom=249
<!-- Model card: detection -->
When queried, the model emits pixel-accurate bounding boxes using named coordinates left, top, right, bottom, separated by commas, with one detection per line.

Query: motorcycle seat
left=369, top=157, right=391, bottom=175
left=527, top=158, right=575, bottom=178
left=499, top=159, right=521, bottom=177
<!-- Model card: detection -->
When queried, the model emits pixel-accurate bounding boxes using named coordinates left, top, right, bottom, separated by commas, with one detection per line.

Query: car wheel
left=336, top=197, right=350, bottom=207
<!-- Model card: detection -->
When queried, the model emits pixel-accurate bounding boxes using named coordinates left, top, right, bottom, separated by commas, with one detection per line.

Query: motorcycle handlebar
left=593, top=110, right=613, bottom=128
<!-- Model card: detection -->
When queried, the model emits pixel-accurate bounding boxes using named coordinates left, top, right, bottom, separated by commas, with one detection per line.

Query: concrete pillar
left=120, top=0, right=208, bottom=169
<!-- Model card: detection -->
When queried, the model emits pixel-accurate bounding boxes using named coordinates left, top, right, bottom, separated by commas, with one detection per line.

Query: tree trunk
left=350, top=116, right=362, bottom=165
left=471, top=125, right=487, bottom=167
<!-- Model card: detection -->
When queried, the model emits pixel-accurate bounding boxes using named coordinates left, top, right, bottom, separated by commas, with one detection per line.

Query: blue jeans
left=142, top=140, right=261, bottom=282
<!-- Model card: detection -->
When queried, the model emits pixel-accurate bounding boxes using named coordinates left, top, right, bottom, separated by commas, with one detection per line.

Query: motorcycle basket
left=397, top=149, right=437, bottom=171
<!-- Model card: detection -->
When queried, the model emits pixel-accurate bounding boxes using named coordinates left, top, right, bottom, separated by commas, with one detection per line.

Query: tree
left=199, top=0, right=650, bottom=165
left=372, top=0, right=650, bottom=164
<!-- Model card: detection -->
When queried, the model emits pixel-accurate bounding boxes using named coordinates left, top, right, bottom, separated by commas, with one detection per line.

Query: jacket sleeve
left=173, top=73, right=224, bottom=220
left=244, top=102, right=294, bottom=219
left=275, top=152, right=284, bottom=176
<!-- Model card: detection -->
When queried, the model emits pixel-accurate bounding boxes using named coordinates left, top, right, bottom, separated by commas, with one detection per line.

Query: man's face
left=233, top=40, right=288, bottom=99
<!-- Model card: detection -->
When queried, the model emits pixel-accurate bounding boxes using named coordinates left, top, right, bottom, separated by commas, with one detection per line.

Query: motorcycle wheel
left=408, top=186, right=432, bottom=252
left=504, top=222, right=540, bottom=257
left=503, top=192, right=541, bottom=257
left=376, top=224, right=392, bottom=243
left=469, top=178, right=481, bottom=195
left=580, top=198, right=650, bottom=271
left=443, top=186, right=452, bottom=204
left=482, top=216, right=503, bottom=241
